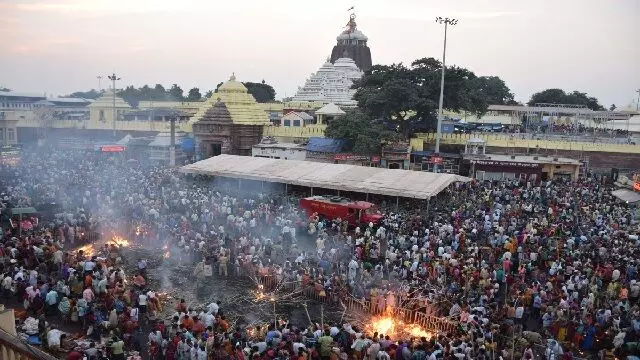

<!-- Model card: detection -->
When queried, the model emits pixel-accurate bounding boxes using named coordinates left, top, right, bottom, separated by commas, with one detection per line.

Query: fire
left=109, top=236, right=130, bottom=247
left=77, top=244, right=95, bottom=257
left=371, top=317, right=396, bottom=336
left=162, top=244, right=170, bottom=259
left=368, top=317, right=432, bottom=340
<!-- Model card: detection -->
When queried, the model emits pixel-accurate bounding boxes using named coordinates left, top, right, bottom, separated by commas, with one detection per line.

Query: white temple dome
left=337, top=30, right=368, bottom=42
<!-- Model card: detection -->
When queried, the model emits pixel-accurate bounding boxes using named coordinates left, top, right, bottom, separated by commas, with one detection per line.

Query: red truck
left=299, top=195, right=383, bottom=227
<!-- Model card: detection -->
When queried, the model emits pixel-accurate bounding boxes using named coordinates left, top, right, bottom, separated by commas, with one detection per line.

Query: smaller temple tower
left=330, top=13, right=372, bottom=72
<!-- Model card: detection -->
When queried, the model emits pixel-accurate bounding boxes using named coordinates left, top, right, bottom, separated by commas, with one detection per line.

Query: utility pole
left=434, top=17, right=458, bottom=173
left=108, top=73, right=121, bottom=138
left=169, top=116, right=176, bottom=167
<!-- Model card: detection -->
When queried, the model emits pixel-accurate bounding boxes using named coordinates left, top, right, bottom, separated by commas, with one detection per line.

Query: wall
left=262, top=125, right=326, bottom=139
left=252, top=146, right=307, bottom=160
left=541, top=163, right=580, bottom=180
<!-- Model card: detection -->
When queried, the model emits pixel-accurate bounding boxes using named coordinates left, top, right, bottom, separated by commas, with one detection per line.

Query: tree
left=187, top=87, right=202, bottom=101
left=527, top=89, right=604, bottom=110
left=472, top=76, right=515, bottom=105
left=244, top=81, right=276, bottom=103
left=153, top=84, right=167, bottom=100
left=65, top=89, right=102, bottom=99
left=325, top=109, right=399, bottom=155
left=352, top=57, right=508, bottom=134
left=204, top=90, right=214, bottom=98
left=609, top=104, right=616, bottom=111
left=168, top=84, right=184, bottom=101
left=118, top=85, right=141, bottom=107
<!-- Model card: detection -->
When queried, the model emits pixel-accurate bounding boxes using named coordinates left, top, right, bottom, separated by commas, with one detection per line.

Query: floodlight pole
left=108, top=73, right=121, bottom=138
left=434, top=17, right=457, bottom=173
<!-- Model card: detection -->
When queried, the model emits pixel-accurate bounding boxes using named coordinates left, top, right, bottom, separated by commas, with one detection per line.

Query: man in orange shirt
left=182, top=315, right=194, bottom=331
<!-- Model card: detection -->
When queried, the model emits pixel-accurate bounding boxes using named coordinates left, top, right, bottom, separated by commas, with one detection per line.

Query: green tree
left=117, top=85, right=141, bottom=107
left=609, top=104, right=616, bottom=111
left=244, top=81, right=276, bottom=102
left=472, top=76, right=515, bottom=105
left=353, top=58, right=508, bottom=134
left=325, top=109, right=398, bottom=155
left=204, top=90, right=214, bottom=98
left=187, top=87, right=202, bottom=101
left=528, top=89, right=604, bottom=110
left=65, top=89, right=102, bottom=99
left=153, top=84, right=167, bottom=100
left=168, top=84, right=184, bottom=101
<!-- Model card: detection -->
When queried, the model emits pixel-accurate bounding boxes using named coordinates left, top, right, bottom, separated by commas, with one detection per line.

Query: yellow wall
left=411, top=133, right=640, bottom=154
left=542, top=163, right=580, bottom=181
left=262, top=125, right=327, bottom=138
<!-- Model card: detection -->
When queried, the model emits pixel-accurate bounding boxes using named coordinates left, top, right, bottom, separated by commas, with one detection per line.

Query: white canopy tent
left=180, top=155, right=470, bottom=199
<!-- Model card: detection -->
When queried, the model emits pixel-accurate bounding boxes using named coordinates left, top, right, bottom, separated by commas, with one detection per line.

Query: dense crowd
left=1, top=147, right=640, bottom=360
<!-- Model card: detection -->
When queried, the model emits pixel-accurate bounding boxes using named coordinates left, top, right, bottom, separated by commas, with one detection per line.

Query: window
left=7, top=128, right=15, bottom=141
left=0, top=128, right=4, bottom=141
left=293, top=120, right=301, bottom=127
left=283, top=120, right=291, bottom=126
left=99, top=110, right=105, bottom=121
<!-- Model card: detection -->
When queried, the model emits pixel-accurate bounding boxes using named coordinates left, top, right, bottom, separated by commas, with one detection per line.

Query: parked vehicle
left=299, top=195, right=383, bottom=226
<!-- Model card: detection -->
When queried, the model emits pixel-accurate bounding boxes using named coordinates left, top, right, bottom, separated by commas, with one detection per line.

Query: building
left=252, top=138, right=307, bottom=160
left=280, top=111, right=315, bottom=127
left=187, top=74, right=270, bottom=133
left=466, top=154, right=581, bottom=182
left=0, top=91, right=45, bottom=110
left=192, top=74, right=271, bottom=158
left=0, top=111, right=18, bottom=146
left=122, top=109, right=189, bottom=122
left=88, top=89, right=132, bottom=123
left=147, top=130, right=189, bottom=165
left=291, top=57, right=363, bottom=107
left=315, top=103, right=346, bottom=125
left=381, top=142, right=411, bottom=169
left=33, top=97, right=92, bottom=121
left=330, top=13, right=372, bottom=72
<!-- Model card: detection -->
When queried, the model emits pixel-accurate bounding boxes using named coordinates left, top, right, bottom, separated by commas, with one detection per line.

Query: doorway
left=388, top=162, right=401, bottom=169
left=209, top=143, right=222, bottom=157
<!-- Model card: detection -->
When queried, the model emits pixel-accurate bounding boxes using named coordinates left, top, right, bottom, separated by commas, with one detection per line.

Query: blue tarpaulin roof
left=180, top=137, right=195, bottom=152
left=306, top=137, right=347, bottom=153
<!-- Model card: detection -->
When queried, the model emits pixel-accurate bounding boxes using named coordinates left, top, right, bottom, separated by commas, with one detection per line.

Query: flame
left=77, top=244, right=95, bottom=257
left=109, top=236, right=130, bottom=247
left=368, top=316, right=432, bottom=340
left=372, top=317, right=395, bottom=336
left=162, top=244, right=170, bottom=259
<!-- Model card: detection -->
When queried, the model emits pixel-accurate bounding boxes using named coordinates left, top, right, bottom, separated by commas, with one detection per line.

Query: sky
left=0, top=0, right=638, bottom=108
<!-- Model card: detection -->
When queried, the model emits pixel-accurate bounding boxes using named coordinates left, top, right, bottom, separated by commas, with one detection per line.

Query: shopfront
left=470, top=158, right=542, bottom=182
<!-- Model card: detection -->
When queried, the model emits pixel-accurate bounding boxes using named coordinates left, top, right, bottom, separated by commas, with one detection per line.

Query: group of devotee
left=1, top=146, right=640, bottom=360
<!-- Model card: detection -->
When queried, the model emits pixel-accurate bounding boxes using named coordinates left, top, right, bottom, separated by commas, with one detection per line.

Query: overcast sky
left=1, top=0, right=638, bottom=107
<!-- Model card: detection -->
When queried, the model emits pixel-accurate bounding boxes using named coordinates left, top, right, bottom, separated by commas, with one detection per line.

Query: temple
left=191, top=74, right=270, bottom=158
left=291, top=57, right=363, bottom=107
left=330, top=13, right=372, bottom=72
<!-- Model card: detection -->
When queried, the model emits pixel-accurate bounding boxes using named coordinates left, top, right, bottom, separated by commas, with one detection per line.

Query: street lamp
left=107, top=73, right=121, bottom=138
left=434, top=17, right=458, bottom=172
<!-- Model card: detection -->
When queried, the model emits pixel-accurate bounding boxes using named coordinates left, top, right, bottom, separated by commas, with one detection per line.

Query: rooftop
left=253, top=142, right=306, bottom=150
left=0, top=91, right=46, bottom=99
left=180, top=154, right=470, bottom=199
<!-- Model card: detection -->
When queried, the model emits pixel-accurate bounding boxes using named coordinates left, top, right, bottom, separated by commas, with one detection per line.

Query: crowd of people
left=1, top=147, right=640, bottom=360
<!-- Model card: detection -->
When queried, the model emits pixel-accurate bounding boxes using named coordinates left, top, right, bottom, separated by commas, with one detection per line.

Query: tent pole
left=366, top=193, right=369, bottom=202
left=311, top=187, right=314, bottom=196
left=285, top=183, right=288, bottom=194
left=426, top=197, right=431, bottom=217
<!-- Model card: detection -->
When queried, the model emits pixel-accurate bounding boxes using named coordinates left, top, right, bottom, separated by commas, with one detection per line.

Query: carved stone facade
left=193, top=100, right=263, bottom=158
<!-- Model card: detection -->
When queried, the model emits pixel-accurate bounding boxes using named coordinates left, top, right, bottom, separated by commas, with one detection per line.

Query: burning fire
left=162, top=244, right=170, bottom=259
left=77, top=244, right=95, bottom=257
left=109, top=236, right=130, bottom=247
left=368, top=317, right=432, bottom=340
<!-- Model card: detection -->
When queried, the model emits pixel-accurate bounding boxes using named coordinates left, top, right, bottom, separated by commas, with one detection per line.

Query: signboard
left=100, top=145, right=126, bottom=153
left=472, top=160, right=540, bottom=168
left=333, top=154, right=371, bottom=162
left=430, top=156, right=444, bottom=165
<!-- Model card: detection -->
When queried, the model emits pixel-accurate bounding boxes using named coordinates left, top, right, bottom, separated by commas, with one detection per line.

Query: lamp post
left=434, top=17, right=458, bottom=172
left=108, top=73, right=121, bottom=138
